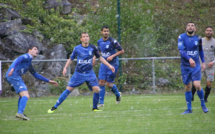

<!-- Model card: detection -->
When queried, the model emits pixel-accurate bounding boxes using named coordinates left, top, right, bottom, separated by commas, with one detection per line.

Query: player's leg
left=6, top=77, right=30, bottom=120
left=98, top=63, right=107, bottom=106
left=204, top=69, right=214, bottom=102
left=106, top=65, right=121, bottom=104
left=48, top=72, right=83, bottom=113
left=204, top=81, right=212, bottom=102
left=106, top=82, right=121, bottom=104
left=48, top=86, right=74, bottom=113
left=92, top=86, right=102, bottom=111
left=87, top=74, right=102, bottom=111
left=181, top=82, right=193, bottom=114
left=98, top=80, right=106, bottom=107
left=191, top=84, right=196, bottom=101
left=17, top=91, right=30, bottom=120
left=181, top=67, right=192, bottom=114
left=192, top=70, right=208, bottom=113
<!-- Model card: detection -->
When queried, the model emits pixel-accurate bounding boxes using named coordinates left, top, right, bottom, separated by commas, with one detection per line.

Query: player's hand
left=8, top=68, right=14, bottom=76
left=201, top=62, right=205, bottom=71
left=49, top=80, right=59, bottom=86
left=207, top=62, right=214, bottom=68
left=107, top=56, right=114, bottom=62
left=189, top=58, right=196, bottom=68
left=93, top=59, right=97, bottom=66
left=63, top=68, right=67, bottom=77
left=109, top=65, right=115, bottom=73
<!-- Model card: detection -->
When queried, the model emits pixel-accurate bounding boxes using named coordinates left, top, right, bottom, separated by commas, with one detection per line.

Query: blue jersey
left=178, top=33, right=205, bottom=66
left=97, top=37, right=123, bottom=65
left=5, top=53, right=49, bottom=82
left=70, top=44, right=100, bottom=73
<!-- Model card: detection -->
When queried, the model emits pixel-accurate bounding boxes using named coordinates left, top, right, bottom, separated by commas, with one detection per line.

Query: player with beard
left=192, top=26, right=215, bottom=102
left=96, top=25, right=124, bottom=107
left=178, top=22, right=208, bottom=114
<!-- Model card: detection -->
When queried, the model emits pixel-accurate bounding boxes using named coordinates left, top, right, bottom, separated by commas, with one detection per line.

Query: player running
left=178, top=22, right=208, bottom=114
left=192, top=26, right=215, bottom=103
left=47, top=32, right=115, bottom=113
left=5, top=46, right=59, bottom=120
left=96, top=25, right=124, bottom=107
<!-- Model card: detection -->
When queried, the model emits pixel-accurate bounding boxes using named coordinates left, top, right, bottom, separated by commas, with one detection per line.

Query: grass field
left=0, top=93, right=215, bottom=134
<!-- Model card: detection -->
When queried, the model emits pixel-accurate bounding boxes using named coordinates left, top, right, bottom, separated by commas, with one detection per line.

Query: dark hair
left=27, top=45, right=38, bottom=52
left=101, top=25, right=109, bottom=31
left=206, top=26, right=213, bottom=30
left=80, top=32, right=89, bottom=38
left=187, top=21, right=195, bottom=26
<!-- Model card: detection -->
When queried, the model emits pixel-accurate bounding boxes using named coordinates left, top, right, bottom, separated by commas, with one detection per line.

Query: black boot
left=204, top=86, right=211, bottom=103
left=191, top=84, right=196, bottom=101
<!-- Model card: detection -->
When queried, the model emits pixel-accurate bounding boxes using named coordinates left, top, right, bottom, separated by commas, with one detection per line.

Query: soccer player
left=192, top=26, right=215, bottom=102
left=178, top=22, right=208, bottom=114
left=5, top=46, right=59, bottom=120
left=96, top=25, right=124, bottom=107
left=47, top=32, right=115, bottom=113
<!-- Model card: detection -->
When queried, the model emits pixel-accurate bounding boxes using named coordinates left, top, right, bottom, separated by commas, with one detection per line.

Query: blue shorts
left=6, top=76, right=27, bottom=94
left=98, top=63, right=118, bottom=83
left=181, top=65, right=201, bottom=85
left=67, top=71, right=99, bottom=91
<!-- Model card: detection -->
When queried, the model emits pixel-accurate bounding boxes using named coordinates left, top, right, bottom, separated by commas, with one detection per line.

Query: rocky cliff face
left=0, top=1, right=71, bottom=97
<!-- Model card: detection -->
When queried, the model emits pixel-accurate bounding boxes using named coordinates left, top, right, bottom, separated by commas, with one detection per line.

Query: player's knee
left=194, top=84, right=201, bottom=90
left=66, top=86, right=74, bottom=91
left=93, top=86, right=100, bottom=93
left=106, top=83, right=113, bottom=88
left=99, top=81, right=105, bottom=86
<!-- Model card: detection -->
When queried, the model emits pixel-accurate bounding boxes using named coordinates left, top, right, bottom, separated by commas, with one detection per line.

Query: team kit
left=5, top=24, right=214, bottom=120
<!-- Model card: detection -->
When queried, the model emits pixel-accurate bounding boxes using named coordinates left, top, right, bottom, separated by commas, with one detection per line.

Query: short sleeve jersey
left=202, top=37, right=215, bottom=64
left=178, top=33, right=202, bottom=66
left=97, top=37, right=123, bottom=64
left=6, top=53, right=35, bottom=77
left=70, top=44, right=100, bottom=73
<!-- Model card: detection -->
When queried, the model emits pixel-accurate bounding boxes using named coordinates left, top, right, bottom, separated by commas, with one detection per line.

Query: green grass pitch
left=0, top=93, right=215, bottom=134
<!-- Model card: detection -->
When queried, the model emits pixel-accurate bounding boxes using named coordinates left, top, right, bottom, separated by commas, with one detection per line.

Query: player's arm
left=63, top=59, right=73, bottom=76
left=8, top=56, right=24, bottom=76
left=178, top=35, right=195, bottom=67
left=92, top=56, right=97, bottom=66
left=107, top=41, right=124, bottom=62
left=63, top=47, right=76, bottom=76
left=107, top=49, right=124, bottom=62
left=199, top=39, right=205, bottom=71
left=99, top=56, right=115, bottom=73
left=208, top=49, right=215, bottom=68
left=29, top=65, right=59, bottom=86
left=93, top=44, right=115, bottom=73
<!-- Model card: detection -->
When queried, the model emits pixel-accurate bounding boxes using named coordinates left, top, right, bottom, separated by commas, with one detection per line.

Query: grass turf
left=0, top=93, right=215, bottom=134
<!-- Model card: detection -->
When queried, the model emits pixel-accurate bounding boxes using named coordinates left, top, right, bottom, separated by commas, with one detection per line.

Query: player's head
left=186, top=22, right=196, bottom=35
left=27, top=45, right=38, bottom=57
left=101, top=25, right=109, bottom=39
left=80, top=32, right=90, bottom=45
left=205, top=26, right=213, bottom=39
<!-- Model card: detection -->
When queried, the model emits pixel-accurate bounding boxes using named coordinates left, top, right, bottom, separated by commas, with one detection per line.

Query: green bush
left=49, top=77, right=68, bottom=95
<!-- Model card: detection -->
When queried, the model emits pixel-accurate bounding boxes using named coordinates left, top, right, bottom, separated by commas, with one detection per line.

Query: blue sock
left=93, top=93, right=99, bottom=109
left=111, top=84, right=120, bottom=97
left=197, top=89, right=205, bottom=107
left=54, top=89, right=71, bottom=108
left=185, top=91, right=192, bottom=111
left=18, top=96, right=28, bottom=114
left=99, top=86, right=105, bottom=104
left=18, top=96, right=21, bottom=111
